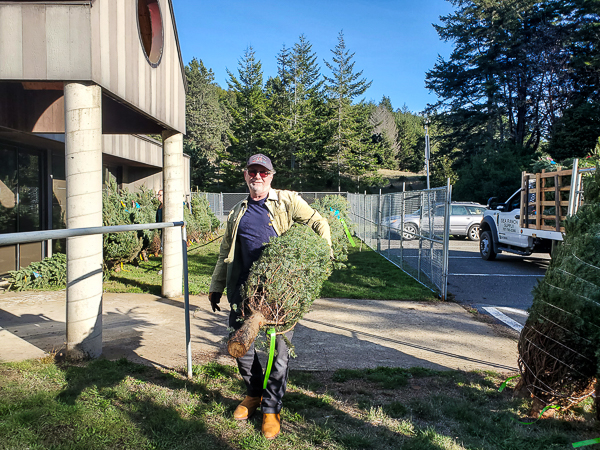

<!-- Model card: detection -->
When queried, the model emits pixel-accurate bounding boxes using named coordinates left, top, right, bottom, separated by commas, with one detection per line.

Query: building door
left=0, top=145, right=45, bottom=275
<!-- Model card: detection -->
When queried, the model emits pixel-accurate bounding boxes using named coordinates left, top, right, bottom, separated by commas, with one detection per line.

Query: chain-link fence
left=194, top=187, right=451, bottom=299
left=347, top=184, right=451, bottom=299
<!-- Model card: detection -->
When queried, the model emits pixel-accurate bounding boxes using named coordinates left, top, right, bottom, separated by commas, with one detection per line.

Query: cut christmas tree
left=227, top=195, right=352, bottom=358
left=516, top=165, right=600, bottom=417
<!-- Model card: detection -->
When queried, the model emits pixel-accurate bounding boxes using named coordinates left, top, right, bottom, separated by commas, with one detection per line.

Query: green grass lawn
left=321, top=244, right=436, bottom=300
left=103, top=237, right=437, bottom=301
left=1, top=358, right=596, bottom=449
left=103, top=239, right=222, bottom=296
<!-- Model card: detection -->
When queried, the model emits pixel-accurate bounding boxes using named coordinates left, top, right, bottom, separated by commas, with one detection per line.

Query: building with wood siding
left=0, top=0, right=188, bottom=358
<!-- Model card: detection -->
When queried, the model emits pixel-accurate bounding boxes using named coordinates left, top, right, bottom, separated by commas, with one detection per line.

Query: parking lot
left=384, top=236, right=549, bottom=332
left=445, top=238, right=550, bottom=331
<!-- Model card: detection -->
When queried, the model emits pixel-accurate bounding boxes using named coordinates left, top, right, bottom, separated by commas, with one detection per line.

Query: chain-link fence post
left=376, top=189, right=382, bottom=252
left=442, top=178, right=452, bottom=301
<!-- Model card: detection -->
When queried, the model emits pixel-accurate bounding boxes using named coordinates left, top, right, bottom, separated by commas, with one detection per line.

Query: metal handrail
left=0, top=222, right=182, bottom=246
left=0, top=221, right=194, bottom=379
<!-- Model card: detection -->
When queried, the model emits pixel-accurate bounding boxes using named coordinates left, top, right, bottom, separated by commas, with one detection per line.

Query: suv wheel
left=480, top=230, right=496, bottom=260
left=402, top=223, right=418, bottom=240
left=467, top=224, right=480, bottom=241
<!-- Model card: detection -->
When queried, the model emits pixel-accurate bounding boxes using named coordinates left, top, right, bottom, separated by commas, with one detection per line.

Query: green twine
left=340, top=218, right=356, bottom=247
left=263, top=328, right=276, bottom=390
left=573, top=437, right=600, bottom=448
left=330, top=208, right=356, bottom=247
left=498, top=375, right=521, bottom=392
left=513, top=405, right=560, bottom=425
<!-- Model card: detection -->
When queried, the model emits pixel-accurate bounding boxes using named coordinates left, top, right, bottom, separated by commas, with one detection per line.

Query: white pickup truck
left=479, top=159, right=589, bottom=260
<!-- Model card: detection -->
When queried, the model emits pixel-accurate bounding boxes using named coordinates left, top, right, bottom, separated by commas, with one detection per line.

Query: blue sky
left=172, top=0, right=455, bottom=114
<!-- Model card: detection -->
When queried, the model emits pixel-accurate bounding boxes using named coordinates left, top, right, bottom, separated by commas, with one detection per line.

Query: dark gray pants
left=229, top=306, right=292, bottom=414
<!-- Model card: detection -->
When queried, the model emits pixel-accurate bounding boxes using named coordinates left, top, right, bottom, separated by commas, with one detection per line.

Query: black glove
left=208, top=292, right=222, bottom=312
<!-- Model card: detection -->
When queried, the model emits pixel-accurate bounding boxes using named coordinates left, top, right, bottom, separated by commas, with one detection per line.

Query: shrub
left=102, top=179, right=150, bottom=266
left=5, top=253, right=67, bottom=291
left=312, top=195, right=354, bottom=266
left=184, top=195, right=220, bottom=242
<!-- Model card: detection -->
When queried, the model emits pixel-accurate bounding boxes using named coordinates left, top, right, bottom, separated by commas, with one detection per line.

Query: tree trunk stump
left=228, top=311, right=266, bottom=358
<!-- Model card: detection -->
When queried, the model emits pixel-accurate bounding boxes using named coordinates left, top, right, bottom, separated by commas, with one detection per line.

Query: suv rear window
left=467, top=206, right=486, bottom=214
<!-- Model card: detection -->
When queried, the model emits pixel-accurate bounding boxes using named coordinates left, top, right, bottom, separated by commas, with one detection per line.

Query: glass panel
left=18, top=152, right=42, bottom=232
left=451, top=205, right=468, bottom=215
left=52, top=152, right=67, bottom=254
left=0, top=147, right=18, bottom=234
left=20, top=242, right=42, bottom=268
left=467, top=205, right=486, bottom=215
left=0, top=245, right=16, bottom=274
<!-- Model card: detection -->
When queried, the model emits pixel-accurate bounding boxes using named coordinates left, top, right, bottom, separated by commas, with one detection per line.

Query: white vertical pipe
left=162, top=131, right=184, bottom=298
left=64, top=82, right=103, bottom=359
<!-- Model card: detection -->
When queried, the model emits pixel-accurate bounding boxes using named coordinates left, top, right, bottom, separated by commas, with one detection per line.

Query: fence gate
left=347, top=182, right=451, bottom=300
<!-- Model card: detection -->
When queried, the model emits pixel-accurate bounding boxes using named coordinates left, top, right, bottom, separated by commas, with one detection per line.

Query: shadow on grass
left=2, top=358, right=597, bottom=450
left=105, top=275, right=162, bottom=296
left=51, top=358, right=239, bottom=449
left=285, top=369, right=597, bottom=450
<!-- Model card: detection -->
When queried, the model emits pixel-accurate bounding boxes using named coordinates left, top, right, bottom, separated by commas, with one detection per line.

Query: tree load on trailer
left=479, top=159, right=596, bottom=260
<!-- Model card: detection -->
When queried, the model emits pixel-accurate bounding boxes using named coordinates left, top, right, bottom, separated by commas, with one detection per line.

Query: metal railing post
left=181, top=224, right=192, bottom=379
left=568, top=158, right=580, bottom=217
left=400, top=190, right=405, bottom=265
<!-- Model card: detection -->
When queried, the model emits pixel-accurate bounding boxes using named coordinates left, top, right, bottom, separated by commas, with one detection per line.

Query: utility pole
left=424, top=117, right=431, bottom=190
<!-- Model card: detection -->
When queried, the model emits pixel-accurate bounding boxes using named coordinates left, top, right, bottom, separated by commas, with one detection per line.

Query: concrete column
left=64, top=82, right=103, bottom=359
left=161, top=131, right=184, bottom=298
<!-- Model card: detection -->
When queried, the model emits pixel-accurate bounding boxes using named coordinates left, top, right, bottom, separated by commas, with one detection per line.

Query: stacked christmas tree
left=517, top=166, right=600, bottom=415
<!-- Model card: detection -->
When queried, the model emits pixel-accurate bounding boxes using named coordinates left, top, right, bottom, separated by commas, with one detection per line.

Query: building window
left=137, top=0, right=164, bottom=67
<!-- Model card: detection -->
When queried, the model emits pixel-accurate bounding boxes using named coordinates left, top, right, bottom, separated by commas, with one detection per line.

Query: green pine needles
left=228, top=195, right=354, bottom=357
left=5, top=253, right=67, bottom=291
left=518, top=166, right=600, bottom=414
left=242, top=223, right=332, bottom=333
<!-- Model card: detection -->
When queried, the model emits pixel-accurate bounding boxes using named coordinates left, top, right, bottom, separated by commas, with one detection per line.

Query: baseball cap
left=246, top=154, right=274, bottom=171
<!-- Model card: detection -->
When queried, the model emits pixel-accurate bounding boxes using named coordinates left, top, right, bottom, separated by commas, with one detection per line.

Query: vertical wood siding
left=102, top=134, right=163, bottom=168
left=91, top=0, right=185, bottom=133
left=0, top=0, right=185, bottom=134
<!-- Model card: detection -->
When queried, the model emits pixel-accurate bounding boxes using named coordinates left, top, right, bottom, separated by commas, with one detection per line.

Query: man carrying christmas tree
left=208, top=153, right=331, bottom=439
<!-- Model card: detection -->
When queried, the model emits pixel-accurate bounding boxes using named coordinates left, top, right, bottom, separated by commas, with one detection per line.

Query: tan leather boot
left=233, top=396, right=262, bottom=420
left=262, top=413, right=281, bottom=440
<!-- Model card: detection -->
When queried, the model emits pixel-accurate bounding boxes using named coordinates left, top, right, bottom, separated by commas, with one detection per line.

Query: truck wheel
left=480, top=230, right=496, bottom=260
left=467, top=224, right=480, bottom=241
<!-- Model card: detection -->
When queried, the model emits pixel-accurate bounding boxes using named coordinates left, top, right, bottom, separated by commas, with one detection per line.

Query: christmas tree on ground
left=517, top=165, right=600, bottom=416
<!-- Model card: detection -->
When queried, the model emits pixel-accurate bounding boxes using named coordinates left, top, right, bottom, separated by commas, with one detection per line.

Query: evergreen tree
left=395, top=106, right=425, bottom=173
left=224, top=47, right=269, bottom=189
left=426, top=0, right=599, bottom=197
left=324, top=31, right=373, bottom=191
left=265, top=36, right=330, bottom=190
left=517, top=167, right=600, bottom=414
left=369, top=101, right=400, bottom=170
left=184, top=58, right=231, bottom=190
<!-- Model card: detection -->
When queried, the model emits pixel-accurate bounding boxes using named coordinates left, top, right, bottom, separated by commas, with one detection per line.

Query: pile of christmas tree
left=227, top=195, right=352, bottom=358
left=517, top=166, right=600, bottom=416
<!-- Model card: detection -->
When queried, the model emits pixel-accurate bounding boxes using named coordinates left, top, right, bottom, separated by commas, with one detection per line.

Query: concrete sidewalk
left=0, top=290, right=518, bottom=373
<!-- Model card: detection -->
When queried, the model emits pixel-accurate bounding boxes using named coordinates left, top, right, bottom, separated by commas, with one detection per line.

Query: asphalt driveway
left=445, top=239, right=550, bottom=331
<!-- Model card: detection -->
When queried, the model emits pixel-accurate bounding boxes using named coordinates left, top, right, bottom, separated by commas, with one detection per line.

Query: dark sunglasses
left=247, top=170, right=273, bottom=178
